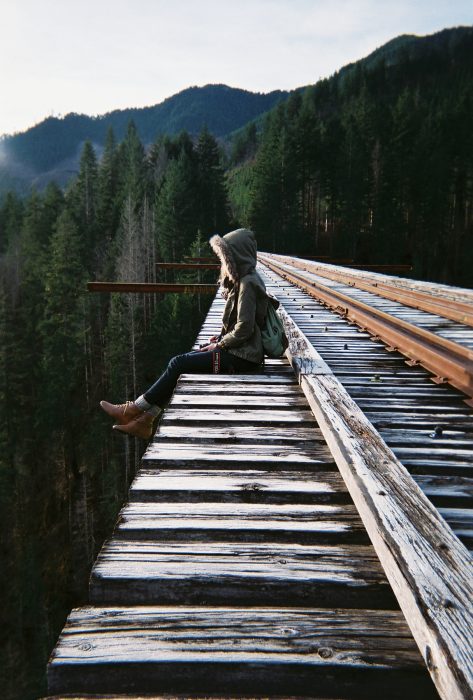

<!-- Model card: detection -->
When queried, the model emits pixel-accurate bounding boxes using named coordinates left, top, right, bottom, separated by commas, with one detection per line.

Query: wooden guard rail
left=275, top=299, right=473, bottom=700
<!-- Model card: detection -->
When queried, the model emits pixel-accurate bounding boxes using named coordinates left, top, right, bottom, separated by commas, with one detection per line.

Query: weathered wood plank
left=171, top=393, right=308, bottom=407
left=115, top=502, right=368, bottom=545
left=156, top=423, right=325, bottom=443
left=47, top=606, right=437, bottom=697
left=413, top=475, right=473, bottom=508
left=89, top=540, right=396, bottom=608
left=130, top=469, right=351, bottom=504
left=142, top=443, right=334, bottom=470
left=179, top=373, right=296, bottom=384
left=160, top=408, right=317, bottom=424
left=174, top=382, right=302, bottom=394
left=438, top=508, right=473, bottom=549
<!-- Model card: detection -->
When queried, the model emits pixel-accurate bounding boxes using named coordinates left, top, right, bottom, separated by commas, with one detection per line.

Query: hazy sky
left=1, top=0, right=472, bottom=137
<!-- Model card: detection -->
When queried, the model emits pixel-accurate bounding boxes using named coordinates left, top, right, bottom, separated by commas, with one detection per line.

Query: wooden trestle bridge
left=47, top=254, right=473, bottom=700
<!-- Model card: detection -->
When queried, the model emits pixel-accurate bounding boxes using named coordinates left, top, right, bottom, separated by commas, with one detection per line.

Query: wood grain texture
left=160, top=408, right=317, bottom=424
left=89, top=540, right=395, bottom=608
left=156, top=423, right=325, bottom=443
left=48, top=606, right=437, bottom=697
left=129, top=469, right=351, bottom=504
left=142, top=442, right=333, bottom=469
left=115, top=501, right=368, bottom=544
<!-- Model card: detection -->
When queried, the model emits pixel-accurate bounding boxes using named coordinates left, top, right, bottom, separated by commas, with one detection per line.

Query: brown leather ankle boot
left=112, top=412, right=156, bottom=440
left=100, top=400, right=142, bottom=425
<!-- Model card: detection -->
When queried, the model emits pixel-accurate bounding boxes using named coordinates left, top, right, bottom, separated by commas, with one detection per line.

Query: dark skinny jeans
left=143, top=349, right=260, bottom=407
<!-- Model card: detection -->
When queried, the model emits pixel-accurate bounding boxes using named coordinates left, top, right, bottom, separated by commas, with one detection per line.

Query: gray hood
left=209, top=228, right=257, bottom=284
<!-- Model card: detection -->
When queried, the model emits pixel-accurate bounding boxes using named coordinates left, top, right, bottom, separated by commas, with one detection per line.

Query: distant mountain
left=2, top=26, right=472, bottom=198
left=338, top=26, right=473, bottom=81
left=0, top=85, right=289, bottom=195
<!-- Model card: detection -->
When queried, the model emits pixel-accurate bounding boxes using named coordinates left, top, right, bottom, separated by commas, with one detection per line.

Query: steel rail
left=156, top=262, right=220, bottom=270
left=270, top=253, right=473, bottom=305
left=263, top=253, right=473, bottom=326
left=259, top=255, right=473, bottom=403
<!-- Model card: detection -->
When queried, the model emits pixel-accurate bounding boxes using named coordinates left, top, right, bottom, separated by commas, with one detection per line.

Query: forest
left=227, top=26, right=473, bottom=285
left=0, top=124, right=224, bottom=699
left=0, top=24, right=472, bottom=700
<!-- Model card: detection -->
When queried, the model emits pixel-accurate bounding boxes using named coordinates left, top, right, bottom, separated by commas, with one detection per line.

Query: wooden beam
left=156, top=262, right=220, bottom=270
left=87, top=282, right=217, bottom=294
left=277, top=298, right=473, bottom=700
left=48, top=606, right=431, bottom=697
left=183, top=256, right=218, bottom=263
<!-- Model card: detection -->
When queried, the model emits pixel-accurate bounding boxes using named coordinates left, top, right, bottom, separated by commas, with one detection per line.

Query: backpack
left=261, top=297, right=289, bottom=358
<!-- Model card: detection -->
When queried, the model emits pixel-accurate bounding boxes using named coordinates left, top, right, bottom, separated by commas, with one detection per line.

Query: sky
left=1, top=0, right=472, bottom=137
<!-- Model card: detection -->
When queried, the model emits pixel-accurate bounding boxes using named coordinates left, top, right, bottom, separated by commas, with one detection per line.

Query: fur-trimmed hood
left=209, top=228, right=257, bottom=287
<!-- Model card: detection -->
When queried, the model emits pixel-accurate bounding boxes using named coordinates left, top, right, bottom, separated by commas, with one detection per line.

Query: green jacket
left=210, top=229, right=268, bottom=364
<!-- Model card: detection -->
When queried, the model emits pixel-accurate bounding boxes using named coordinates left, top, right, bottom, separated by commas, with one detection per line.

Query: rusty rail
left=259, top=254, right=473, bottom=404
left=156, top=263, right=220, bottom=270
left=87, top=282, right=217, bottom=294
left=265, top=254, right=473, bottom=326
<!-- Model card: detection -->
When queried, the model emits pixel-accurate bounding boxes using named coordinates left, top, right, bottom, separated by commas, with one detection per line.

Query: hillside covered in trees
left=0, top=123, right=227, bottom=699
left=0, top=85, right=289, bottom=195
left=227, top=26, right=473, bottom=286
left=0, top=23, right=472, bottom=700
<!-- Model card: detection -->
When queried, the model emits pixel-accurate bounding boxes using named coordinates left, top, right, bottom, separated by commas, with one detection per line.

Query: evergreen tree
left=40, top=208, right=88, bottom=448
left=66, top=140, right=99, bottom=268
left=118, top=120, right=149, bottom=208
left=0, top=191, right=24, bottom=253
left=155, top=151, right=199, bottom=261
left=196, top=127, right=229, bottom=235
left=96, top=127, right=120, bottom=274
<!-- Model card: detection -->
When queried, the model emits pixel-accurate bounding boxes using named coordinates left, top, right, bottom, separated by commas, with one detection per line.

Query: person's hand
left=208, top=335, right=219, bottom=343
left=199, top=343, right=218, bottom=352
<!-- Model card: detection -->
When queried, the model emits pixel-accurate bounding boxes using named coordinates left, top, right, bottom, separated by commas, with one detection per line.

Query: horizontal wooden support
left=115, top=501, right=367, bottom=545
left=47, top=606, right=433, bottom=697
left=130, top=468, right=351, bottom=505
left=89, top=540, right=393, bottom=608
left=156, top=262, right=220, bottom=270
left=183, top=256, right=218, bottom=263
left=87, top=282, right=217, bottom=294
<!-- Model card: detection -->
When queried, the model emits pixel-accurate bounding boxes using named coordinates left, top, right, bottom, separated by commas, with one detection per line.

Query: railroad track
left=259, top=253, right=473, bottom=402
left=47, top=258, right=472, bottom=700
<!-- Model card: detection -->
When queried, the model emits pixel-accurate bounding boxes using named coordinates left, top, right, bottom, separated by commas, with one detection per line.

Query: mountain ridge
left=0, top=85, right=290, bottom=194
left=1, top=25, right=472, bottom=198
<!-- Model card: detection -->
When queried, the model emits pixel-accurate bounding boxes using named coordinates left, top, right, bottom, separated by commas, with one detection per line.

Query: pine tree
left=96, top=128, right=120, bottom=274
left=0, top=191, right=24, bottom=253
left=118, top=120, right=149, bottom=208
left=40, top=208, right=88, bottom=448
left=67, top=140, right=99, bottom=269
left=196, top=127, right=229, bottom=235
left=155, top=151, right=199, bottom=261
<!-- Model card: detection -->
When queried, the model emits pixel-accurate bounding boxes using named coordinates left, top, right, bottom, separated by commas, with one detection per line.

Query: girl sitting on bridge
left=100, top=228, right=268, bottom=439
